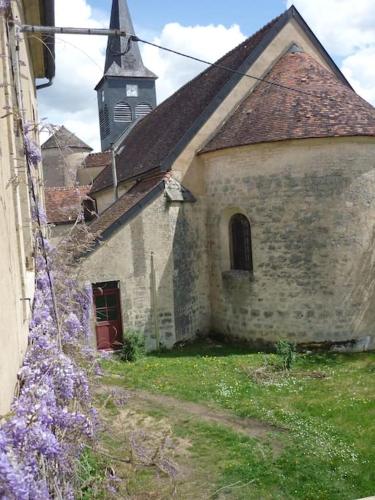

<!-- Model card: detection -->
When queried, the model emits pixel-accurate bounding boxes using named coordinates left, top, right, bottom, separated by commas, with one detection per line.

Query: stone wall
left=81, top=194, right=176, bottom=351
left=170, top=200, right=211, bottom=342
left=80, top=190, right=210, bottom=350
left=93, top=180, right=137, bottom=215
left=81, top=14, right=375, bottom=352
left=202, top=137, right=375, bottom=350
left=0, top=10, right=41, bottom=414
left=80, top=193, right=175, bottom=349
left=42, top=148, right=89, bottom=187
left=77, top=166, right=105, bottom=186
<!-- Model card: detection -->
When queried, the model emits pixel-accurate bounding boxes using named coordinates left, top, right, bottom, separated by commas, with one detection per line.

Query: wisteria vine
left=0, top=0, right=10, bottom=12
left=0, top=128, right=97, bottom=499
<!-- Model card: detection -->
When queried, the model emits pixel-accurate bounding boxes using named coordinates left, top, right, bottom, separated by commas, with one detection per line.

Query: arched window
left=99, top=104, right=110, bottom=138
left=114, top=102, right=132, bottom=123
left=229, top=214, right=253, bottom=271
left=135, top=103, right=153, bottom=120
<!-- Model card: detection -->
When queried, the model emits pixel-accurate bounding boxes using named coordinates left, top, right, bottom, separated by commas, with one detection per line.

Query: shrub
left=119, top=331, right=145, bottom=362
left=276, top=339, right=296, bottom=371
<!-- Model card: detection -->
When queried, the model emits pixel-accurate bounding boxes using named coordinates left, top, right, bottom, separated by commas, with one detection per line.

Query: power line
left=134, top=36, right=323, bottom=100
left=21, top=23, right=326, bottom=100
left=20, top=23, right=374, bottom=113
left=133, top=35, right=374, bottom=113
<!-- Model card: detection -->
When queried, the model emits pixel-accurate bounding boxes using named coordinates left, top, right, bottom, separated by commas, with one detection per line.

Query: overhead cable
left=19, top=23, right=374, bottom=111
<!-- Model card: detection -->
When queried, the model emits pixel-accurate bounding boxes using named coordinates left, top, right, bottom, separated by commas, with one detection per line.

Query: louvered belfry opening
left=114, top=102, right=132, bottom=122
left=135, top=103, right=153, bottom=119
left=230, top=214, right=253, bottom=271
left=99, top=104, right=110, bottom=138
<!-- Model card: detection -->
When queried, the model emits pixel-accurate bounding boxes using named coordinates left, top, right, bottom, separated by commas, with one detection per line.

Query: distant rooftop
left=42, top=126, right=93, bottom=151
left=45, top=186, right=91, bottom=224
left=84, top=152, right=112, bottom=169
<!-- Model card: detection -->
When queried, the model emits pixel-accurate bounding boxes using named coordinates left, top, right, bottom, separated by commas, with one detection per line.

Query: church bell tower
left=95, top=0, right=157, bottom=151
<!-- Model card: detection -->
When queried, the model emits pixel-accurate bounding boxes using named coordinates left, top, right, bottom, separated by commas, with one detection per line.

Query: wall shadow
left=147, top=339, right=260, bottom=359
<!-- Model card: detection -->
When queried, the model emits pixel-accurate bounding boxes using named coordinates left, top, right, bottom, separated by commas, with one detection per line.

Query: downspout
left=2, top=16, right=23, bottom=353
left=111, top=144, right=118, bottom=202
left=36, top=78, right=53, bottom=90
left=150, top=252, right=160, bottom=350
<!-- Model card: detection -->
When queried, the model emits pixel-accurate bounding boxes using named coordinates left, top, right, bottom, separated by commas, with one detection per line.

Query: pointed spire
left=104, top=0, right=156, bottom=79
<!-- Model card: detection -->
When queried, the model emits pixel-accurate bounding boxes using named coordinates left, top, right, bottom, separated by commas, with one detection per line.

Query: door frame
left=93, top=282, right=124, bottom=350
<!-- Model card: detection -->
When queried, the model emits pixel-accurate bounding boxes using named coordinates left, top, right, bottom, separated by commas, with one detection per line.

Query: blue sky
left=91, top=0, right=286, bottom=38
left=38, top=0, right=375, bottom=151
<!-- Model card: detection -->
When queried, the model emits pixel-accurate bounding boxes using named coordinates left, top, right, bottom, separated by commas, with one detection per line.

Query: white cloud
left=39, top=0, right=374, bottom=153
left=286, top=0, right=375, bottom=105
left=141, top=22, right=245, bottom=102
left=341, top=47, right=375, bottom=104
left=287, top=0, right=375, bottom=56
left=38, top=0, right=107, bottom=150
left=38, top=1, right=245, bottom=151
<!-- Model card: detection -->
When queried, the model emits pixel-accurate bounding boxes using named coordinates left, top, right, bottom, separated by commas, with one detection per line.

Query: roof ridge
left=45, top=185, right=91, bottom=191
left=88, top=174, right=165, bottom=236
left=91, top=10, right=287, bottom=193
left=137, top=10, right=288, bottom=119
left=87, top=151, right=111, bottom=157
left=201, top=50, right=375, bottom=153
left=42, top=126, right=93, bottom=151
left=207, top=10, right=287, bottom=71
left=92, top=5, right=357, bottom=193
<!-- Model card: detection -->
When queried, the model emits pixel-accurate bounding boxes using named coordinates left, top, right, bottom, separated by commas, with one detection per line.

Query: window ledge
left=222, top=270, right=255, bottom=282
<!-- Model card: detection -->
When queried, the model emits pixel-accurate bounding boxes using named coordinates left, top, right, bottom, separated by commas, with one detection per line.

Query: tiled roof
left=90, top=10, right=287, bottom=193
left=202, top=51, right=375, bottom=153
left=42, top=126, right=93, bottom=151
left=88, top=173, right=166, bottom=239
left=84, top=152, right=112, bottom=169
left=45, top=186, right=91, bottom=224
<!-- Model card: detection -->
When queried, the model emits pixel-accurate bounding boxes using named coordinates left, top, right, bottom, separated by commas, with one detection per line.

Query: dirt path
left=98, top=384, right=283, bottom=441
left=94, top=384, right=285, bottom=498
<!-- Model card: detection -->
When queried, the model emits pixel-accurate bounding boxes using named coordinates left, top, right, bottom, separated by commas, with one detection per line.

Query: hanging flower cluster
left=23, top=125, right=42, bottom=167
left=0, top=133, right=96, bottom=498
left=0, top=0, right=10, bottom=12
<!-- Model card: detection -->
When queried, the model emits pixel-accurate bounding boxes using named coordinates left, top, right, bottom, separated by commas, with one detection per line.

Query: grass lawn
left=87, top=341, right=375, bottom=499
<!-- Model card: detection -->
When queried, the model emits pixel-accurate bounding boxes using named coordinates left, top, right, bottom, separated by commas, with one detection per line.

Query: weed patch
left=98, top=342, right=375, bottom=499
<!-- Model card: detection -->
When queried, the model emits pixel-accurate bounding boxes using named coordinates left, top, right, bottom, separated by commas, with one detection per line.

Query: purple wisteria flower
left=63, top=313, right=83, bottom=342
left=0, top=0, right=10, bottom=11
left=0, top=159, right=97, bottom=498
left=23, top=124, right=42, bottom=168
left=24, top=133, right=42, bottom=167
left=31, top=204, right=48, bottom=225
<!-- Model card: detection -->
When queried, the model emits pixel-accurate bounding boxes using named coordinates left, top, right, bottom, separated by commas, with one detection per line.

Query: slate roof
left=98, top=0, right=156, bottom=82
left=202, top=50, right=375, bottom=153
left=92, top=7, right=353, bottom=194
left=88, top=173, right=166, bottom=241
left=91, top=11, right=287, bottom=193
left=90, top=6, right=353, bottom=195
left=84, top=152, right=112, bottom=169
left=42, top=126, right=93, bottom=151
left=84, top=5, right=370, bottom=254
left=45, top=186, right=91, bottom=224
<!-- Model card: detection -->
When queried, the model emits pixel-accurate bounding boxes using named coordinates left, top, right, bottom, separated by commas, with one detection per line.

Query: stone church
left=76, top=1, right=375, bottom=352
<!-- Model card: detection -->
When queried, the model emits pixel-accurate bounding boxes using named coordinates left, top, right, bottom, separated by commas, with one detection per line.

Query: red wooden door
left=93, top=286, right=123, bottom=350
